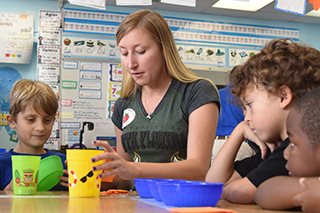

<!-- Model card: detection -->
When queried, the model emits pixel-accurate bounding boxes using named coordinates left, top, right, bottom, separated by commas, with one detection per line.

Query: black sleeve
left=236, top=139, right=290, bottom=187
left=235, top=149, right=266, bottom=178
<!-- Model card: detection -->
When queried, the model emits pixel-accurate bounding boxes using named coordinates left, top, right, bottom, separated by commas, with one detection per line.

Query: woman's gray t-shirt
left=112, top=78, right=220, bottom=163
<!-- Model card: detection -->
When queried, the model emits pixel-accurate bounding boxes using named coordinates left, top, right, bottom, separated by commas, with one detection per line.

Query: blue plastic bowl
left=158, top=181, right=224, bottom=207
left=133, top=178, right=154, bottom=198
left=149, top=180, right=162, bottom=201
left=150, top=179, right=188, bottom=202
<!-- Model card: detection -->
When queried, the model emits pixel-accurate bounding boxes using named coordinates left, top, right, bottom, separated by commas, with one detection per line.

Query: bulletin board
left=62, top=7, right=300, bottom=70
left=59, top=20, right=122, bottom=147
left=60, top=59, right=122, bottom=148
left=37, top=10, right=63, bottom=150
left=57, top=7, right=300, bottom=149
left=34, top=8, right=124, bottom=149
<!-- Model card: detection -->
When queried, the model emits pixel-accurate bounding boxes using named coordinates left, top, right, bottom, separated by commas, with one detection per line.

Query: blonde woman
left=91, top=10, right=220, bottom=190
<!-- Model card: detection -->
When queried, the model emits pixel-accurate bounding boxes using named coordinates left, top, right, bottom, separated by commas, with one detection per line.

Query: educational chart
left=61, top=35, right=120, bottom=60
left=63, top=8, right=300, bottom=47
left=60, top=60, right=122, bottom=148
left=63, top=8, right=299, bottom=68
left=37, top=10, right=63, bottom=150
left=39, top=10, right=63, bottom=28
left=228, top=48, right=260, bottom=66
left=177, top=44, right=226, bottom=67
left=0, top=12, right=34, bottom=64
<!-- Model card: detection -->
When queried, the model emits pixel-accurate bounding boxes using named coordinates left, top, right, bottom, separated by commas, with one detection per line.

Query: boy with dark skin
left=255, top=87, right=320, bottom=211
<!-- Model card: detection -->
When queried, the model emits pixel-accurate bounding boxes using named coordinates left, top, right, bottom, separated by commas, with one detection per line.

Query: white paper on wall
left=275, top=0, right=307, bottom=15
left=161, top=0, right=196, bottom=7
left=69, top=0, right=106, bottom=9
left=116, top=0, right=152, bottom=5
left=0, top=12, right=34, bottom=64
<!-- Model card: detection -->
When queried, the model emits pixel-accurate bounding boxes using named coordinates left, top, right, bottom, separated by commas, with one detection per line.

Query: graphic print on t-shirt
left=122, top=108, right=135, bottom=129
left=133, top=152, right=141, bottom=162
left=171, top=151, right=184, bottom=162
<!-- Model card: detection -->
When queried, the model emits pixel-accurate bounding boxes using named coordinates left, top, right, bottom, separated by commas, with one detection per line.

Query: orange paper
left=100, top=189, right=129, bottom=195
left=101, top=163, right=114, bottom=182
left=167, top=207, right=236, bottom=213
left=101, top=150, right=114, bottom=182
left=308, top=0, right=320, bottom=10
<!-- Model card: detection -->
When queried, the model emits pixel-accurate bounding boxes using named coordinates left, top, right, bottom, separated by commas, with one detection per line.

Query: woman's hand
left=91, top=140, right=136, bottom=180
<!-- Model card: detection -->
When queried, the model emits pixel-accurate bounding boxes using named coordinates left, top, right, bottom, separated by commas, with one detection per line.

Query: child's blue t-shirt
left=0, top=149, right=67, bottom=191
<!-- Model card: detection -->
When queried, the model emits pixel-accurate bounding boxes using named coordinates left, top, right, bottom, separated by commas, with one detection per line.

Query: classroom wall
left=0, top=0, right=319, bottom=151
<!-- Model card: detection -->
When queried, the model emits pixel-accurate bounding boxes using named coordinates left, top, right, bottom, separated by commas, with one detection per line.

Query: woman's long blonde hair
left=116, top=10, right=203, bottom=98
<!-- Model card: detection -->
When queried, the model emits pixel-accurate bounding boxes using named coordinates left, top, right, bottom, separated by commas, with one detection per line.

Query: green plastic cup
left=11, top=155, right=41, bottom=195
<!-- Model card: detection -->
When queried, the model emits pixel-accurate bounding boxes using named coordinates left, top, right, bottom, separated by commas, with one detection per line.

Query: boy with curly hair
left=0, top=79, right=68, bottom=191
left=206, top=38, right=320, bottom=204
left=255, top=86, right=320, bottom=210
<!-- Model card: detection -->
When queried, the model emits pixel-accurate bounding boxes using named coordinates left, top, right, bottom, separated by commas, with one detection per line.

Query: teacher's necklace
left=143, top=92, right=153, bottom=120
left=143, top=80, right=172, bottom=120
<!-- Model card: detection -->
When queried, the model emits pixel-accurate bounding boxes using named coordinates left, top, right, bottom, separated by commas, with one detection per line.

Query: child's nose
left=36, top=121, right=45, bottom=131
left=244, top=114, right=250, bottom=123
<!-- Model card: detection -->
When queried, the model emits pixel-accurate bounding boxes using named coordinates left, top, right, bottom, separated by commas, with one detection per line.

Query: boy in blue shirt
left=0, top=79, right=68, bottom=191
left=213, top=72, right=255, bottom=162
left=206, top=38, right=320, bottom=204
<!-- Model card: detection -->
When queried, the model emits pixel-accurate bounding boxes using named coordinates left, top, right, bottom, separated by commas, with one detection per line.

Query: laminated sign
left=0, top=12, right=34, bottom=64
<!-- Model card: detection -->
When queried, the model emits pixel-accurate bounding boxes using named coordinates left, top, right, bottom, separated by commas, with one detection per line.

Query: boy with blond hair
left=0, top=79, right=68, bottom=191
left=255, top=86, right=320, bottom=211
left=206, top=38, right=320, bottom=204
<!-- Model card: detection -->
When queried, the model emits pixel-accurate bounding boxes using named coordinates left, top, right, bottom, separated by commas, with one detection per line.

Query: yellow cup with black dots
left=66, top=149, right=104, bottom=197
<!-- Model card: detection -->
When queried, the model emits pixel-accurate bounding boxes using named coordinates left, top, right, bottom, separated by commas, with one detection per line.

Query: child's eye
left=120, top=52, right=128, bottom=56
left=246, top=102, right=252, bottom=107
left=45, top=118, right=53, bottom=123
left=290, top=142, right=295, bottom=147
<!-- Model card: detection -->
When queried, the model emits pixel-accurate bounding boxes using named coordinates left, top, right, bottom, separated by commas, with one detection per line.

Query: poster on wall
left=38, top=29, right=62, bottom=46
left=37, top=46, right=61, bottom=65
left=37, top=65, right=61, bottom=82
left=176, top=44, right=226, bottom=67
left=63, top=8, right=299, bottom=69
left=60, top=60, right=118, bottom=148
left=39, top=10, right=63, bottom=28
left=62, top=35, right=120, bottom=60
left=228, top=49, right=260, bottom=66
left=0, top=67, right=22, bottom=139
left=37, top=10, right=63, bottom=150
left=107, top=63, right=122, bottom=118
left=0, top=12, right=34, bottom=64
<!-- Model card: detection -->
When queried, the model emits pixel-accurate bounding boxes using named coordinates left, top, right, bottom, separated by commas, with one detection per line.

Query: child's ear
left=6, top=114, right=16, bottom=129
left=279, top=85, right=293, bottom=109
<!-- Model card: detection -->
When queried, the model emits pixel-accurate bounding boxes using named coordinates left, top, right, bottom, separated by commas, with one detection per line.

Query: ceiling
left=100, top=0, right=320, bottom=25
